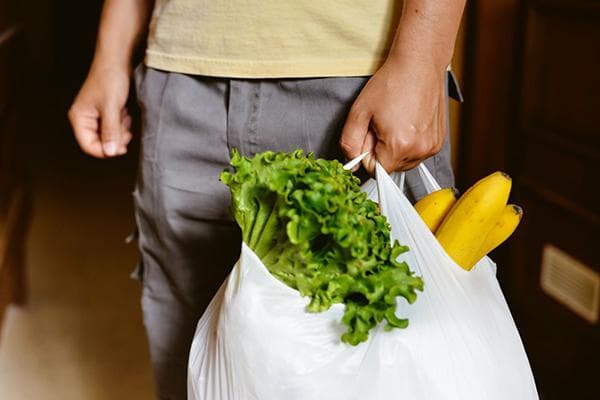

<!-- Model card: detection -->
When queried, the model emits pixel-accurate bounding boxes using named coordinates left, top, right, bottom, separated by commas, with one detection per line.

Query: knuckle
left=405, top=123, right=419, bottom=137
left=389, top=134, right=412, bottom=151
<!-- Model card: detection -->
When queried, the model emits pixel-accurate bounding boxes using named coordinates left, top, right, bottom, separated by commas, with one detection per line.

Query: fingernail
left=103, top=141, right=117, bottom=157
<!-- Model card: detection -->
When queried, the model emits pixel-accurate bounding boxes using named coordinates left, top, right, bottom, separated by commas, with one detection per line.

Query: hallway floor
left=0, top=111, right=156, bottom=398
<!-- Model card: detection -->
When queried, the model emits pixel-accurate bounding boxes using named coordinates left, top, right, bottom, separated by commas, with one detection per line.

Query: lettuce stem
left=254, top=198, right=282, bottom=258
left=247, top=193, right=275, bottom=248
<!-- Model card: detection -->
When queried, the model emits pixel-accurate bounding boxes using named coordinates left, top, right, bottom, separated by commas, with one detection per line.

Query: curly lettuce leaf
left=221, top=149, right=423, bottom=345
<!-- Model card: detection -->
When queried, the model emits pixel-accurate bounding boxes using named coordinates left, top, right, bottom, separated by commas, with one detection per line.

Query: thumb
left=100, top=104, right=123, bottom=157
left=361, top=130, right=377, bottom=176
left=340, top=105, right=372, bottom=163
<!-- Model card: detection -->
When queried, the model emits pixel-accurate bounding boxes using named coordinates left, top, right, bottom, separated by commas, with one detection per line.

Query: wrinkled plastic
left=188, top=162, right=538, bottom=400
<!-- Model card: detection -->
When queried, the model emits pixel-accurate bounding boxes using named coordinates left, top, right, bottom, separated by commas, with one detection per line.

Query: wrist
left=388, top=26, right=454, bottom=70
left=387, top=1, right=464, bottom=70
left=384, top=46, right=449, bottom=80
left=90, top=50, right=132, bottom=76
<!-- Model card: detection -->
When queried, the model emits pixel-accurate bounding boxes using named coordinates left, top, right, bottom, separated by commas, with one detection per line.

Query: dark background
left=1, top=1, right=154, bottom=397
left=1, top=1, right=599, bottom=399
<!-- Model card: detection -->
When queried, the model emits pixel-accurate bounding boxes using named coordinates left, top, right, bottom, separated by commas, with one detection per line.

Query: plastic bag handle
left=343, top=153, right=443, bottom=195
left=416, top=163, right=442, bottom=194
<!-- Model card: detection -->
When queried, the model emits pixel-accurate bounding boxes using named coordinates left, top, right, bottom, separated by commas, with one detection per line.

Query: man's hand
left=68, top=65, right=132, bottom=158
left=340, top=56, right=447, bottom=174
left=67, top=0, right=152, bottom=158
left=340, top=0, right=465, bottom=174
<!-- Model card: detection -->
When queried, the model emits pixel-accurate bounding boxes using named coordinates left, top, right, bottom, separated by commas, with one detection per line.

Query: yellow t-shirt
left=145, top=0, right=403, bottom=78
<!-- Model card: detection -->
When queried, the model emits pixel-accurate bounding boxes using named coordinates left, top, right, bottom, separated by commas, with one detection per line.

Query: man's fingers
left=374, top=124, right=443, bottom=172
left=340, top=104, right=372, bottom=160
left=375, top=135, right=418, bottom=173
left=361, top=130, right=377, bottom=175
left=118, top=110, right=134, bottom=155
left=68, top=108, right=106, bottom=158
left=118, top=131, right=133, bottom=155
left=122, top=112, right=132, bottom=131
left=100, top=104, right=123, bottom=157
left=374, top=139, right=395, bottom=173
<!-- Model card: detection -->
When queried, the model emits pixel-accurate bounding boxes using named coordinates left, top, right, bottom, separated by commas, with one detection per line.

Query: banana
left=435, top=171, right=512, bottom=271
left=414, top=188, right=459, bottom=232
left=469, top=204, right=523, bottom=266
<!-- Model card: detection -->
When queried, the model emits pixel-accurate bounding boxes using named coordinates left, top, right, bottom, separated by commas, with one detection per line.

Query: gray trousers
left=132, top=65, right=455, bottom=400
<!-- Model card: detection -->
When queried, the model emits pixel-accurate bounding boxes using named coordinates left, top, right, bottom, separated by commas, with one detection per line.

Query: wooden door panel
left=460, top=0, right=600, bottom=398
left=520, top=5, right=600, bottom=143
left=509, top=187, right=599, bottom=399
left=517, top=3, right=600, bottom=213
left=518, top=133, right=599, bottom=217
left=510, top=2, right=599, bottom=398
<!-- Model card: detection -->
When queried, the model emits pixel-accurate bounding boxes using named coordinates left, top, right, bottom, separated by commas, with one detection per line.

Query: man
left=68, top=0, right=465, bottom=398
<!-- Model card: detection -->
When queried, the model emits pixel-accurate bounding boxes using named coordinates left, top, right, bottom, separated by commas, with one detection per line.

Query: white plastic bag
left=187, top=162, right=538, bottom=400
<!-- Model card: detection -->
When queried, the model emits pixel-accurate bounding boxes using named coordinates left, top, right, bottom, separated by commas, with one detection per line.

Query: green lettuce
left=221, top=149, right=423, bottom=345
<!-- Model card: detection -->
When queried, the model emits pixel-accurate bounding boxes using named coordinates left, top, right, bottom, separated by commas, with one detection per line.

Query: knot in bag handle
left=343, top=152, right=442, bottom=195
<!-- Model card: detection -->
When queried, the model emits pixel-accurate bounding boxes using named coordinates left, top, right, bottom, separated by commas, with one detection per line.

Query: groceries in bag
left=220, top=149, right=423, bottom=345
left=413, top=187, right=458, bottom=231
left=415, top=171, right=523, bottom=270
left=187, top=150, right=538, bottom=400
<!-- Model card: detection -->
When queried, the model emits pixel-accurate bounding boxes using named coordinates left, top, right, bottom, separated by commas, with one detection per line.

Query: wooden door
left=459, top=1, right=599, bottom=398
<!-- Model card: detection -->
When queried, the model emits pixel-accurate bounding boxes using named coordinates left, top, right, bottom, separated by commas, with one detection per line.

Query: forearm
left=92, top=0, right=154, bottom=73
left=388, top=0, right=466, bottom=68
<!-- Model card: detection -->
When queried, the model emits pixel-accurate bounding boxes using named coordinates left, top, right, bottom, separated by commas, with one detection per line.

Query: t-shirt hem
left=145, top=50, right=383, bottom=78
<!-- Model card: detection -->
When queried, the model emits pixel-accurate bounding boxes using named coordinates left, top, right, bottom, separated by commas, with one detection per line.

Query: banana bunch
left=414, top=172, right=522, bottom=271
